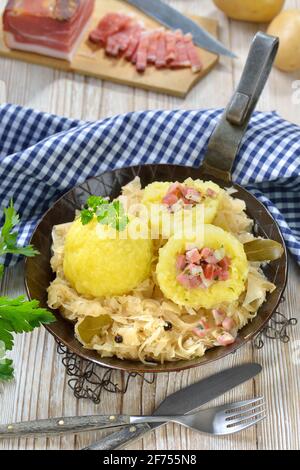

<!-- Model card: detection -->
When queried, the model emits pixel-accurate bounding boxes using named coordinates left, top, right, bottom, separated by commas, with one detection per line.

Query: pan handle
left=201, top=32, right=279, bottom=183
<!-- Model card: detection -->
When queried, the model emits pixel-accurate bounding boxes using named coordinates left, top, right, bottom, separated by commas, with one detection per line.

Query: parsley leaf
left=0, top=358, right=14, bottom=381
left=80, top=195, right=129, bottom=232
left=0, top=296, right=55, bottom=351
left=0, top=201, right=56, bottom=382
left=87, top=195, right=106, bottom=211
left=0, top=200, right=39, bottom=267
left=80, top=209, right=94, bottom=226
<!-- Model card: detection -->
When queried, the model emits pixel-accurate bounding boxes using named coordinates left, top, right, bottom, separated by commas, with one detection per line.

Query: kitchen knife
left=83, top=362, right=261, bottom=450
left=123, top=0, right=236, bottom=58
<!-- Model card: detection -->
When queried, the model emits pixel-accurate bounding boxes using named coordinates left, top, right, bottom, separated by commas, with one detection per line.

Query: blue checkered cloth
left=0, top=104, right=299, bottom=266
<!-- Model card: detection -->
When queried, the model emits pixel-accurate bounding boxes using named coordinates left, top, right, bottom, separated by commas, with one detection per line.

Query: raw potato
left=213, top=0, right=285, bottom=22
left=267, top=10, right=300, bottom=72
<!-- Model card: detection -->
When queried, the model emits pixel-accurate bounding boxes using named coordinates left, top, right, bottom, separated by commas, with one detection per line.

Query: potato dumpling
left=213, top=0, right=285, bottom=22
left=156, top=225, right=248, bottom=309
left=142, top=179, right=222, bottom=238
left=267, top=10, right=300, bottom=72
left=63, top=218, right=152, bottom=297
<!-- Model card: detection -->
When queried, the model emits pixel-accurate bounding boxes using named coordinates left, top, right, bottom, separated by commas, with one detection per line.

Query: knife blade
left=123, top=0, right=236, bottom=58
left=83, top=363, right=261, bottom=450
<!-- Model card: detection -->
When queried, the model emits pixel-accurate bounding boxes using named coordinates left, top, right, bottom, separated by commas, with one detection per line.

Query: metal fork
left=0, top=397, right=266, bottom=438
left=129, top=397, right=266, bottom=436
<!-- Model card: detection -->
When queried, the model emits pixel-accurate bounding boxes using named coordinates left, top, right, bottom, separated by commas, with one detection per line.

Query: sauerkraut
left=47, top=177, right=276, bottom=364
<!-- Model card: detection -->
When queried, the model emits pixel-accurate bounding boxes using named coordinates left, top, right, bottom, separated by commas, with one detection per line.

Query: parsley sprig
left=0, top=202, right=55, bottom=381
left=80, top=195, right=129, bottom=231
left=0, top=200, right=39, bottom=275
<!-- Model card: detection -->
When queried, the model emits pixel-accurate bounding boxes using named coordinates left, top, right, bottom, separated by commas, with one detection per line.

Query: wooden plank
left=0, top=0, right=219, bottom=98
left=0, top=0, right=299, bottom=452
left=0, top=78, right=6, bottom=102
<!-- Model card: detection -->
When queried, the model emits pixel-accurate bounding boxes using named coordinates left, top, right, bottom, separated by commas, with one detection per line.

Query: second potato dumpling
left=156, top=225, right=248, bottom=309
left=142, top=178, right=222, bottom=238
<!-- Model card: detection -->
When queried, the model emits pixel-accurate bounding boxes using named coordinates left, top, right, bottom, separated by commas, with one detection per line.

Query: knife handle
left=82, top=423, right=153, bottom=450
left=0, top=415, right=130, bottom=438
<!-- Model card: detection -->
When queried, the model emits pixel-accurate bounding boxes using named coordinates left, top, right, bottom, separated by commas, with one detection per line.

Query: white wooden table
left=0, top=0, right=299, bottom=451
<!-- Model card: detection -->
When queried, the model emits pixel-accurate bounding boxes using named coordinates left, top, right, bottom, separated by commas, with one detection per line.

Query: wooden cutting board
left=0, top=0, right=219, bottom=97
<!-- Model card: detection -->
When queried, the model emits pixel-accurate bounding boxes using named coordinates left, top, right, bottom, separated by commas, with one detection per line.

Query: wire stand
left=56, top=341, right=155, bottom=405
left=253, top=297, right=297, bottom=349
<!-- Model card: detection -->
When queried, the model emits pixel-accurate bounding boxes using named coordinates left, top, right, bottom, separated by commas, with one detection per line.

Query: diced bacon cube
left=206, top=187, right=217, bottom=198
left=212, top=309, right=226, bottom=326
left=176, top=254, right=187, bottom=271
left=222, top=317, right=236, bottom=331
left=188, top=276, right=202, bottom=288
left=162, top=192, right=179, bottom=206
left=200, top=247, right=214, bottom=259
left=203, top=264, right=215, bottom=280
left=205, top=254, right=218, bottom=264
left=187, top=263, right=202, bottom=276
left=185, top=248, right=201, bottom=264
left=176, top=272, right=192, bottom=288
left=184, top=188, right=202, bottom=203
left=219, top=256, right=231, bottom=270
left=193, top=327, right=207, bottom=338
left=193, top=317, right=211, bottom=337
left=217, top=332, right=235, bottom=346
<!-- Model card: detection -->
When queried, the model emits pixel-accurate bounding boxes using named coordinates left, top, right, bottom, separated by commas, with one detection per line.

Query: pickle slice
left=244, top=239, right=284, bottom=262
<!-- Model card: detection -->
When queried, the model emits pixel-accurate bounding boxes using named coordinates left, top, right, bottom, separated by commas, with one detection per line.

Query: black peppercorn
left=164, top=321, right=172, bottom=331
left=115, top=334, right=123, bottom=343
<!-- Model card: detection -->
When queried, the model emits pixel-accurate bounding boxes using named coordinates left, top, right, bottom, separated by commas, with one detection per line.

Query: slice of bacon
left=165, top=31, right=177, bottom=62
left=184, top=33, right=203, bottom=73
left=147, top=30, right=161, bottom=63
left=135, top=32, right=150, bottom=72
left=170, top=31, right=190, bottom=69
left=155, top=32, right=167, bottom=69
left=105, top=24, right=141, bottom=57
left=105, top=32, right=124, bottom=57
left=124, top=25, right=143, bottom=60
left=89, top=13, right=132, bottom=46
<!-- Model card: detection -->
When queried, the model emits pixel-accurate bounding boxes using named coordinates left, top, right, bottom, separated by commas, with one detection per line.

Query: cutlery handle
left=83, top=423, right=153, bottom=450
left=0, top=415, right=130, bottom=438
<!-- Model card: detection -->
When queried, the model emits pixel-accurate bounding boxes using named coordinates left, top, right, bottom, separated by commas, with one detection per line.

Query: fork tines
left=224, top=397, right=266, bottom=433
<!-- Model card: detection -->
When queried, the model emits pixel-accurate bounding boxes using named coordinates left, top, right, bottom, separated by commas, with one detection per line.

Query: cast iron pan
left=25, top=32, right=287, bottom=373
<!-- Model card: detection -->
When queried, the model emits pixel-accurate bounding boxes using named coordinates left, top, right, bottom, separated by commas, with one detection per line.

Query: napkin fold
left=0, top=104, right=299, bottom=266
